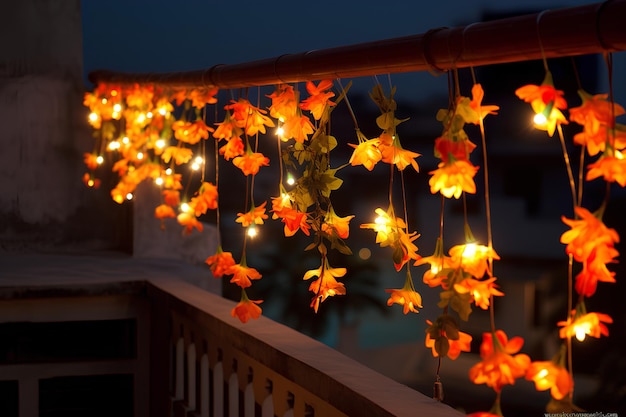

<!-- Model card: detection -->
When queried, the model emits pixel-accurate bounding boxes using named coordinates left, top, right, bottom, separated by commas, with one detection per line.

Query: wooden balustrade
left=0, top=259, right=463, bottom=417
left=148, top=278, right=463, bottom=417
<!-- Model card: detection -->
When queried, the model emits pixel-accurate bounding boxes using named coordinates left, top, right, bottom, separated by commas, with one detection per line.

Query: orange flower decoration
left=569, top=90, right=624, bottom=134
left=469, top=330, right=530, bottom=393
left=219, top=136, right=245, bottom=161
left=575, top=243, right=618, bottom=297
left=155, top=204, right=176, bottom=219
left=378, top=133, right=420, bottom=171
left=525, top=360, right=573, bottom=400
left=303, top=258, right=346, bottom=313
left=425, top=319, right=472, bottom=360
left=232, top=146, right=270, bottom=176
left=213, top=113, right=241, bottom=142
left=558, top=311, right=613, bottom=342
left=434, top=137, right=476, bottom=165
left=586, top=153, right=626, bottom=186
left=162, top=189, right=181, bottom=207
left=321, top=206, right=354, bottom=240
left=454, top=277, right=504, bottom=310
left=186, top=87, right=219, bottom=109
left=205, top=248, right=236, bottom=279
left=348, top=135, right=382, bottom=171
left=360, top=207, right=421, bottom=271
left=281, top=114, right=314, bottom=143
left=468, top=83, right=499, bottom=124
left=385, top=270, right=423, bottom=314
left=177, top=211, right=203, bottom=234
left=231, top=289, right=263, bottom=323
left=515, top=71, right=568, bottom=136
left=227, top=261, right=262, bottom=289
left=414, top=238, right=454, bottom=288
left=162, top=146, right=193, bottom=165
left=573, top=124, right=626, bottom=157
left=236, top=201, right=269, bottom=227
left=172, top=120, right=213, bottom=145
left=448, top=243, right=500, bottom=279
left=267, top=84, right=298, bottom=121
left=300, top=80, right=336, bottom=120
left=188, top=182, right=218, bottom=216
left=429, top=159, right=479, bottom=199
left=83, top=153, right=101, bottom=170
left=560, top=206, right=620, bottom=263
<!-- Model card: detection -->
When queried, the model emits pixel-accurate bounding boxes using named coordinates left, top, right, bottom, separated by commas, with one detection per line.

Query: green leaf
left=435, top=336, right=450, bottom=358
left=449, top=292, right=473, bottom=321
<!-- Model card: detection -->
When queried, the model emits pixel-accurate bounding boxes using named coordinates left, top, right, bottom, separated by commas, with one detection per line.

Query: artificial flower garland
left=83, top=61, right=623, bottom=414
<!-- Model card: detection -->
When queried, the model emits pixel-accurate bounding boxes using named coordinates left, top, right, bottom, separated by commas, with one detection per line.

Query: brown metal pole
left=89, top=0, right=626, bottom=89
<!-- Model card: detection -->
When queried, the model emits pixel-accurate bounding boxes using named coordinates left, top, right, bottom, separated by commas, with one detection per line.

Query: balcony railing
left=0, top=253, right=462, bottom=417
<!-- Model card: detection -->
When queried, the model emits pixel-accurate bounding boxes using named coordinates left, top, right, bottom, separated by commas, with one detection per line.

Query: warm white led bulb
left=533, top=113, right=547, bottom=126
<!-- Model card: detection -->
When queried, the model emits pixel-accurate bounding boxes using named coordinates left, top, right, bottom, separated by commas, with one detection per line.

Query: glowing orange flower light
left=303, top=258, right=346, bottom=313
left=205, top=248, right=237, bottom=279
left=385, top=270, right=423, bottom=314
left=231, top=289, right=263, bottom=323
left=469, top=330, right=530, bottom=393
left=525, top=360, right=573, bottom=400
left=558, top=311, right=613, bottom=342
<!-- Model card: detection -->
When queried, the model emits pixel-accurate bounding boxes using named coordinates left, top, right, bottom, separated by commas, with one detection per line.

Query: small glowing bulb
left=181, top=203, right=190, bottom=213
left=537, top=368, right=549, bottom=379
left=574, top=322, right=589, bottom=342
left=108, top=141, right=120, bottom=151
left=247, top=225, right=258, bottom=238
left=136, top=152, right=144, bottom=160
left=146, top=111, right=153, bottom=119
left=276, top=126, right=284, bottom=136
left=96, top=155, right=104, bottom=165
left=101, top=98, right=108, bottom=104
left=616, top=150, right=624, bottom=160
left=88, top=112, right=99, bottom=122
left=126, top=193, right=133, bottom=201
left=374, top=215, right=387, bottom=225
left=155, top=139, right=166, bottom=149
left=463, top=243, right=478, bottom=259
left=165, top=168, right=173, bottom=175
left=137, top=113, right=146, bottom=124
left=191, top=162, right=200, bottom=171
left=286, top=173, right=295, bottom=186
left=110, top=90, right=118, bottom=97
left=122, top=136, right=130, bottom=144
left=533, top=112, right=547, bottom=126
left=87, top=179, right=95, bottom=187
left=194, top=156, right=204, bottom=164
left=430, top=264, right=441, bottom=275
left=155, top=177, right=164, bottom=186
left=158, top=107, right=167, bottom=116
left=113, top=103, right=122, bottom=113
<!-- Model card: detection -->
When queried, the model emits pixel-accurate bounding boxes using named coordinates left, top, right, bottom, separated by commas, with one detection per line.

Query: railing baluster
left=244, top=367, right=255, bottom=417
left=175, top=329, right=184, bottom=400
left=228, top=358, right=239, bottom=417
left=200, top=345, right=210, bottom=417
left=187, top=339, right=197, bottom=412
left=213, top=350, right=224, bottom=417
left=261, top=379, right=274, bottom=417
